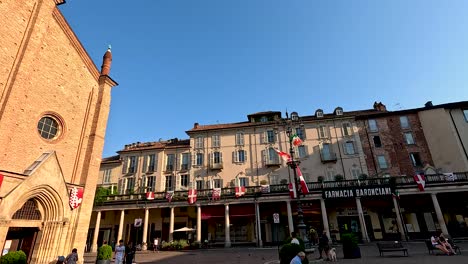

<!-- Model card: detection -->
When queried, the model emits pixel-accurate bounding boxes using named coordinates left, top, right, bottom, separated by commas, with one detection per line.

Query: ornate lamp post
left=276, top=111, right=308, bottom=243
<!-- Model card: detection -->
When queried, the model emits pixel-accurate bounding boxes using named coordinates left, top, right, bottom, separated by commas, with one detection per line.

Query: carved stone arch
left=8, top=185, right=64, bottom=222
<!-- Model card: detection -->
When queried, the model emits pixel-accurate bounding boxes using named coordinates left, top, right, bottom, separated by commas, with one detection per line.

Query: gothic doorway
left=3, top=199, right=42, bottom=262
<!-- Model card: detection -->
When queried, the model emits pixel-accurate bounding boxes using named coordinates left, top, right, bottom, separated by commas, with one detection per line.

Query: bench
left=425, top=239, right=462, bottom=255
left=377, top=241, right=408, bottom=257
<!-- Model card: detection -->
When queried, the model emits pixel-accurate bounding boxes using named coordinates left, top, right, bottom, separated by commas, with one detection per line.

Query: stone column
left=392, top=195, right=406, bottom=241
left=169, top=207, right=175, bottom=241
left=117, top=210, right=125, bottom=241
left=91, top=211, right=101, bottom=252
left=255, top=202, right=263, bottom=247
left=320, top=198, right=330, bottom=239
left=225, top=204, right=231, bottom=247
left=142, top=208, right=149, bottom=250
left=355, top=197, right=370, bottom=242
left=286, top=200, right=294, bottom=234
left=431, top=193, right=449, bottom=236
left=197, top=205, right=202, bottom=243
left=0, top=224, right=9, bottom=256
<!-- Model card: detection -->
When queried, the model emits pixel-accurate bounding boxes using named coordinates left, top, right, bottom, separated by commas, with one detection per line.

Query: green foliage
left=161, top=239, right=190, bottom=250
left=260, top=180, right=268, bottom=185
left=341, top=233, right=358, bottom=249
left=283, top=237, right=305, bottom=251
left=317, top=176, right=325, bottom=183
left=358, top=174, right=368, bottom=180
left=279, top=243, right=308, bottom=264
left=94, top=187, right=111, bottom=205
left=334, top=174, right=344, bottom=181
left=161, top=241, right=172, bottom=250
left=97, top=244, right=112, bottom=260
left=280, top=179, right=288, bottom=184
left=0, top=250, right=27, bottom=264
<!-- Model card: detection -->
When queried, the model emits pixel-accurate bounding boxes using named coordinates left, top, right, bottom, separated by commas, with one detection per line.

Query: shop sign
left=323, top=185, right=392, bottom=199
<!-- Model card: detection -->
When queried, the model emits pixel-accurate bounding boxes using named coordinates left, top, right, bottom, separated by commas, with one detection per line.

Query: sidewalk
left=83, top=241, right=468, bottom=264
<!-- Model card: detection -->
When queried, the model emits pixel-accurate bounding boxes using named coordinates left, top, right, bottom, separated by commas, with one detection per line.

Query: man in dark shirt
left=317, top=231, right=330, bottom=259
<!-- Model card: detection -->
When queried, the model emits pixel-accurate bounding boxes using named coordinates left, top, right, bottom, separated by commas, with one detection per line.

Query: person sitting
left=290, top=251, right=306, bottom=264
left=439, top=233, right=456, bottom=255
left=431, top=233, right=450, bottom=255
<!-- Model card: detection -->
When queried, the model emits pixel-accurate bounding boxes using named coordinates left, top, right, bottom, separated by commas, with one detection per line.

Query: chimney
left=425, top=101, right=433, bottom=108
left=194, top=122, right=199, bottom=129
left=100, top=46, right=112, bottom=75
left=373, top=101, right=387, bottom=112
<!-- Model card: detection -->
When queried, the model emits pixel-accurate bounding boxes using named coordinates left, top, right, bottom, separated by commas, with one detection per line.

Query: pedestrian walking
left=65, top=248, right=78, bottom=264
left=114, top=240, right=125, bottom=264
left=153, top=237, right=159, bottom=253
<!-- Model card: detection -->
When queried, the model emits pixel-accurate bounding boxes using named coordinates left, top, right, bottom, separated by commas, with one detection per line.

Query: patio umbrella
left=173, top=227, right=195, bottom=232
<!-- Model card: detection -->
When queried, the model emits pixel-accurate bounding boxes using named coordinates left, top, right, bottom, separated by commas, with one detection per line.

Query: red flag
left=413, top=174, right=426, bottom=192
left=146, top=191, right=155, bottom=200
left=188, top=189, right=197, bottom=204
left=166, top=191, right=174, bottom=202
left=235, top=186, right=246, bottom=198
left=291, top=134, right=303, bottom=146
left=288, top=183, right=297, bottom=199
left=274, top=149, right=291, bottom=162
left=69, top=187, right=84, bottom=210
left=212, top=188, right=221, bottom=200
left=296, top=167, right=309, bottom=194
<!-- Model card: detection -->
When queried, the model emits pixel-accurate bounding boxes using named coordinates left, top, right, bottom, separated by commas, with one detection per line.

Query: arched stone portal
left=1, top=180, right=72, bottom=264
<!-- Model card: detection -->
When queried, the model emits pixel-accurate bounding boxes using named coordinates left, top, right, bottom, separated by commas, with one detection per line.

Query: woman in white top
left=153, top=237, right=159, bottom=252
left=431, top=234, right=450, bottom=255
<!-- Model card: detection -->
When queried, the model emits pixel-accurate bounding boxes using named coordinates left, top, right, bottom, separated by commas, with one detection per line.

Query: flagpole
left=277, top=111, right=308, bottom=244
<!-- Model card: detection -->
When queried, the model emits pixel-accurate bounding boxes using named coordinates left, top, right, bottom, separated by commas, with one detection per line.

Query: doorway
left=4, top=227, right=39, bottom=263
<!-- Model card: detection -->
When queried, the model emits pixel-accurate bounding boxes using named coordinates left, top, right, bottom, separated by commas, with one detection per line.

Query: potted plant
left=0, top=250, right=27, bottom=264
left=317, top=176, right=325, bottom=183
left=279, top=243, right=308, bottom=264
left=334, top=174, right=344, bottom=181
left=358, top=174, right=368, bottom=181
left=96, top=243, right=112, bottom=264
left=341, top=233, right=361, bottom=259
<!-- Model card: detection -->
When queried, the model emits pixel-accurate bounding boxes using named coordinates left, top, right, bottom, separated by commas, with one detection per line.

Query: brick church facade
left=0, top=0, right=116, bottom=262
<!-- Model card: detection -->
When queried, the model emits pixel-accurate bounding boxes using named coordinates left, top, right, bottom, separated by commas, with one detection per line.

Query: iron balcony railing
left=97, top=172, right=468, bottom=204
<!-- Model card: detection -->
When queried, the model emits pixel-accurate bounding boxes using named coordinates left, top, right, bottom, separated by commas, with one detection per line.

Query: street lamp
left=275, top=111, right=308, bottom=243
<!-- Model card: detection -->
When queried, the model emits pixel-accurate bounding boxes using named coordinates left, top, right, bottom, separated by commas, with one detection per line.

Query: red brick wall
left=0, top=1, right=102, bottom=185
left=357, top=113, right=433, bottom=177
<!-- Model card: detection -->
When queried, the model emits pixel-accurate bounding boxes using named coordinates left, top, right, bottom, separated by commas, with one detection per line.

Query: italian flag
left=288, top=182, right=297, bottom=199
left=291, top=134, right=303, bottom=146
left=296, top=167, right=309, bottom=194
left=274, top=149, right=291, bottom=162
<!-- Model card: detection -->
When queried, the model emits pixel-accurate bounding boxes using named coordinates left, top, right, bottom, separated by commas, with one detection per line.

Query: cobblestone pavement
left=84, top=241, right=468, bottom=264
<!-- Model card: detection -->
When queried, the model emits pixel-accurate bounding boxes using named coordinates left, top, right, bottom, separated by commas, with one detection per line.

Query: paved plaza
left=84, top=241, right=468, bottom=264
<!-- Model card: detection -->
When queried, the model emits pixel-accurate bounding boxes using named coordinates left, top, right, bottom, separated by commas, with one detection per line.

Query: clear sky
left=60, top=0, right=468, bottom=157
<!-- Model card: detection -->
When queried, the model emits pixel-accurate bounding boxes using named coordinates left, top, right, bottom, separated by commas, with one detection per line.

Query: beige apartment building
left=89, top=101, right=468, bottom=250
left=0, top=0, right=116, bottom=262
left=418, top=101, right=468, bottom=173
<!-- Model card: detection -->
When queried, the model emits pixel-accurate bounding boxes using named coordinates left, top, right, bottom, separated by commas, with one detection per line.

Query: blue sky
left=60, top=0, right=468, bottom=157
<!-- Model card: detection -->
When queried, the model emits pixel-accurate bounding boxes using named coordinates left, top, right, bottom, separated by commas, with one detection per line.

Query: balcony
left=210, top=162, right=223, bottom=170
left=94, top=172, right=468, bottom=205
left=265, top=159, right=281, bottom=166
left=320, top=151, right=337, bottom=163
